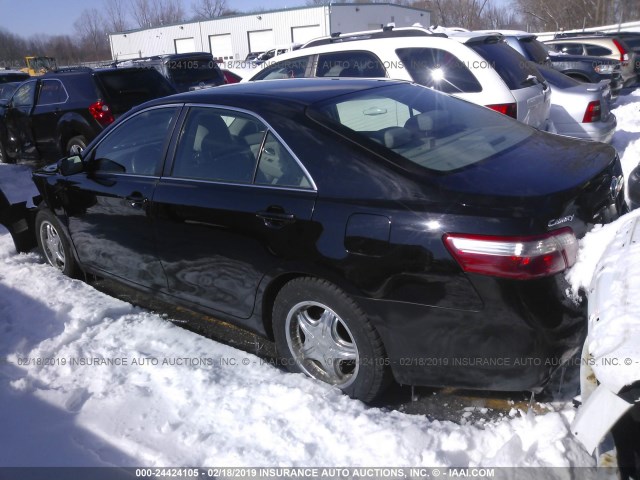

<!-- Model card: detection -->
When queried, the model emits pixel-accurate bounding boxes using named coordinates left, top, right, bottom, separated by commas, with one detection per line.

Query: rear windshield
left=95, top=69, right=175, bottom=114
left=165, top=56, right=225, bottom=87
left=0, top=73, right=29, bottom=83
left=395, top=48, right=482, bottom=94
left=538, top=66, right=580, bottom=88
left=307, top=83, right=533, bottom=173
left=470, top=42, right=545, bottom=90
left=520, top=38, right=550, bottom=64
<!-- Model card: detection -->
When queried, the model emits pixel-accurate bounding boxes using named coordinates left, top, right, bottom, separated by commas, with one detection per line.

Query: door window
left=37, top=79, right=68, bottom=105
left=90, top=107, right=177, bottom=175
left=172, top=107, right=262, bottom=183
left=250, top=56, right=311, bottom=80
left=12, top=81, right=36, bottom=107
left=315, top=51, right=387, bottom=78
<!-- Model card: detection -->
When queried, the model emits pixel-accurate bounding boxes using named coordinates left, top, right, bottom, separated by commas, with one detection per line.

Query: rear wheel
left=273, top=277, right=391, bottom=402
left=66, top=135, right=87, bottom=156
left=36, top=209, right=80, bottom=277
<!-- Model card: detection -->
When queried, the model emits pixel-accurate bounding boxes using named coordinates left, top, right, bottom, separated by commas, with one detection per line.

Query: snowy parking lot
left=0, top=88, right=639, bottom=472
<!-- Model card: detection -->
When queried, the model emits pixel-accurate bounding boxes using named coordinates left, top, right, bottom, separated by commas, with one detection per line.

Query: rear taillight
left=583, top=100, right=601, bottom=123
left=612, top=39, right=629, bottom=63
left=89, top=100, right=115, bottom=127
left=486, top=103, right=517, bottom=119
left=443, top=228, right=578, bottom=280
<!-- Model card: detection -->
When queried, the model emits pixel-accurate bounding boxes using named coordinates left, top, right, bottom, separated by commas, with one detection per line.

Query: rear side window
left=396, top=48, right=482, bottom=94
left=251, top=57, right=311, bottom=80
left=37, top=79, right=68, bottom=105
left=94, top=69, right=175, bottom=114
left=470, top=42, right=544, bottom=90
left=585, top=44, right=613, bottom=56
left=315, top=51, right=387, bottom=78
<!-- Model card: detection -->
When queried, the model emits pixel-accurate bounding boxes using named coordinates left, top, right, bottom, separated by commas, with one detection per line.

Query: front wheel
left=273, top=277, right=391, bottom=402
left=36, top=209, right=80, bottom=277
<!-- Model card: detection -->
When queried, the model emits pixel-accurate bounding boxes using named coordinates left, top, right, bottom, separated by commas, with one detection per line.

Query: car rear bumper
left=553, top=113, right=617, bottom=144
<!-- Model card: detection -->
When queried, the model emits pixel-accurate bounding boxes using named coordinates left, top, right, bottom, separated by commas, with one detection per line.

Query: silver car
left=539, top=65, right=616, bottom=144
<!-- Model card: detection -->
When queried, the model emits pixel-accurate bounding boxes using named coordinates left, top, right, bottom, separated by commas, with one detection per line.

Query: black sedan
left=11, top=78, right=626, bottom=402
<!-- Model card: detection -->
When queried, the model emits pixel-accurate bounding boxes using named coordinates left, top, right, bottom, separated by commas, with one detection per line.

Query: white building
left=108, top=3, right=431, bottom=63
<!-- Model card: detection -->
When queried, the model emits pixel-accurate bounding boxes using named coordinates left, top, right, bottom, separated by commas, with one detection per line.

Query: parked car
left=113, top=52, right=225, bottom=93
left=572, top=212, right=640, bottom=479
left=221, top=69, right=243, bottom=84
left=483, top=30, right=623, bottom=101
left=0, top=66, right=175, bottom=164
left=252, top=43, right=302, bottom=65
left=538, top=65, right=616, bottom=143
left=0, top=70, right=29, bottom=84
left=0, top=78, right=626, bottom=401
left=544, top=35, right=638, bottom=87
left=247, top=28, right=551, bottom=130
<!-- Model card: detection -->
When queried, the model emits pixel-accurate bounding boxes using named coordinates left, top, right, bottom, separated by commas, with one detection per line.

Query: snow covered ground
left=0, top=89, right=639, bottom=471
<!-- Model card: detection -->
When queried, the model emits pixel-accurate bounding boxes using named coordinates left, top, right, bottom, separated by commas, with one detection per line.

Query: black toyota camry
left=7, top=78, right=625, bottom=402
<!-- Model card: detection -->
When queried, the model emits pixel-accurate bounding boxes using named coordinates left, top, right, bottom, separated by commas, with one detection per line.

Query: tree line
left=1, top=0, right=639, bottom=70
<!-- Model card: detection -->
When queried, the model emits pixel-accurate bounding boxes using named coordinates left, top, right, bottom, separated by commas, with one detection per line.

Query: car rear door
left=61, top=105, right=181, bottom=288
left=31, top=78, right=69, bottom=156
left=151, top=105, right=317, bottom=319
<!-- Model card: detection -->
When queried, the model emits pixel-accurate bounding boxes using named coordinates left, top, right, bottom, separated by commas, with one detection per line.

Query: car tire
left=66, top=135, right=87, bottom=156
left=272, top=277, right=391, bottom=402
left=36, top=209, right=80, bottom=277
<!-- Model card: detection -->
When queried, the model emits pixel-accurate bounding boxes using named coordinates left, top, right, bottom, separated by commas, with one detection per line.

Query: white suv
left=245, top=28, right=551, bottom=130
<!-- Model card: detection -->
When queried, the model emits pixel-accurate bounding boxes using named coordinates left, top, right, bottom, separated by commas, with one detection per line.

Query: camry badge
left=548, top=215, right=574, bottom=228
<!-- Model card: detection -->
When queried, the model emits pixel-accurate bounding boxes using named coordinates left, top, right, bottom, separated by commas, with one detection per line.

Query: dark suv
left=0, top=70, right=30, bottom=84
left=115, top=52, right=225, bottom=92
left=0, top=66, right=175, bottom=164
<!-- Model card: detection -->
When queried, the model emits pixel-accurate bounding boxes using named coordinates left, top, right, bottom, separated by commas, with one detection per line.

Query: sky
left=0, top=0, right=308, bottom=38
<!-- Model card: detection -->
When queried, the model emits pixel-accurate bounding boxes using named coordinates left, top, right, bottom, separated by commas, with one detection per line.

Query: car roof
left=150, top=77, right=406, bottom=106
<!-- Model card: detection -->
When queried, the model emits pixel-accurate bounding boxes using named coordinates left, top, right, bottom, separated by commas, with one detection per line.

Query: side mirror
left=59, top=155, right=84, bottom=176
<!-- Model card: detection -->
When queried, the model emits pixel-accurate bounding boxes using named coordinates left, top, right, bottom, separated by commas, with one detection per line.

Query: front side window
left=315, top=51, right=387, bottom=78
left=251, top=57, right=311, bottom=80
left=90, top=107, right=177, bottom=175
left=308, top=83, right=533, bottom=173
left=396, top=48, right=482, bottom=94
left=12, top=81, right=36, bottom=107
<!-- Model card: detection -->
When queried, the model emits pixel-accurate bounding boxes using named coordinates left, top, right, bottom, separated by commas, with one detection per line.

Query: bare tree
left=132, top=0, right=185, bottom=28
left=74, top=8, right=109, bottom=59
left=104, top=0, right=130, bottom=33
left=193, top=0, right=228, bottom=19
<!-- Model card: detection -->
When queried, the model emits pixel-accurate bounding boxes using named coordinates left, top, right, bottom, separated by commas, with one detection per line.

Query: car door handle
left=126, top=193, right=148, bottom=209
left=256, top=210, right=296, bottom=228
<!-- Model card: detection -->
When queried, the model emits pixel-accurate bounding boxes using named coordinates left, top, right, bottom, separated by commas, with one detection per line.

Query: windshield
left=0, top=82, right=21, bottom=101
left=307, top=83, right=533, bottom=173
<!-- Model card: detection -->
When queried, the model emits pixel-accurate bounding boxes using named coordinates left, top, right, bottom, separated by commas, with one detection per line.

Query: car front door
left=61, top=105, right=181, bottom=288
left=4, top=80, right=39, bottom=160
left=152, top=106, right=317, bottom=319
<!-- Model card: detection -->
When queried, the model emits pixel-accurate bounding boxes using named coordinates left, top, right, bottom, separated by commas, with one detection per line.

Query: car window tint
left=37, top=79, right=67, bottom=105
left=308, top=83, right=533, bottom=173
left=12, top=81, right=36, bottom=107
left=539, top=66, right=581, bottom=88
left=395, top=48, right=482, bottom=94
left=470, top=42, right=545, bottom=90
left=172, top=107, right=261, bottom=183
left=251, top=57, right=311, bottom=80
left=91, top=107, right=177, bottom=175
left=315, top=51, right=387, bottom=78
left=585, top=44, right=613, bottom=56
left=255, top=131, right=312, bottom=189
left=94, top=69, right=175, bottom=114
left=554, top=43, right=584, bottom=55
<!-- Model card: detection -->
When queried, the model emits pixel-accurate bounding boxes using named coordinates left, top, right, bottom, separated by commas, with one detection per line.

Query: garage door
left=175, top=38, right=196, bottom=54
left=248, top=30, right=274, bottom=54
left=209, top=34, right=233, bottom=61
left=291, top=25, right=322, bottom=44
